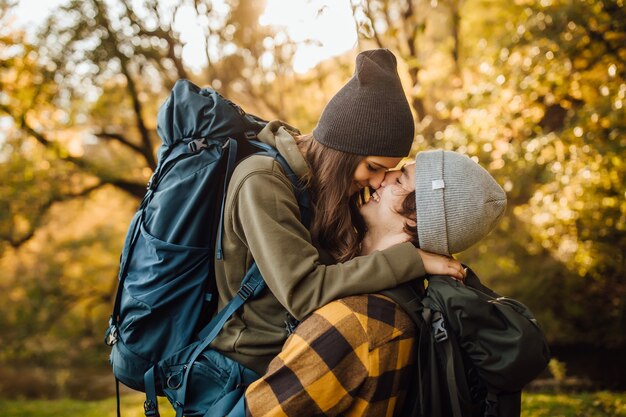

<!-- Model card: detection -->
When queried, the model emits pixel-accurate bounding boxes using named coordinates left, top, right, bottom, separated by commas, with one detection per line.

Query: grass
left=0, top=391, right=625, bottom=417
left=522, top=391, right=626, bottom=417
left=0, top=393, right=175, bottom=417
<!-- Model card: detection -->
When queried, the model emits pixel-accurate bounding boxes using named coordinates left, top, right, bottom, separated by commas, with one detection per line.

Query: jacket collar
left=256, top=120, right=309, bottom=179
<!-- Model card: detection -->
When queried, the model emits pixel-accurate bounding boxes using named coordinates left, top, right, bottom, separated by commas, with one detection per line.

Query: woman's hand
left=417, top=249, right=467, bottom=281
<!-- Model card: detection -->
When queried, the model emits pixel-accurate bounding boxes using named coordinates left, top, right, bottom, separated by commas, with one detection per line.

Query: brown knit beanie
left=312, top=48, right=415, bottom=157
left=414, top=150, right=507, bottom=255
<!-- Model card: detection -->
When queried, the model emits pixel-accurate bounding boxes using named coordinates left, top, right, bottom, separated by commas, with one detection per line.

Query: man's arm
left=245, top=294, right=417, bottom=417
left=245, top=300, right=370, bottom=417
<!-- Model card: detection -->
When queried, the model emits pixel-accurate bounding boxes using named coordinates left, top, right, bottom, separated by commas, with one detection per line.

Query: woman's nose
left=368, top=170, right=386, bottom=189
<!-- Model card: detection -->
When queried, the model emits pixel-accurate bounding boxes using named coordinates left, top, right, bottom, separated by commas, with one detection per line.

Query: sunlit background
left=1, top=0, right=625, bottom=414
left=14, top=0, right=358, bottom=73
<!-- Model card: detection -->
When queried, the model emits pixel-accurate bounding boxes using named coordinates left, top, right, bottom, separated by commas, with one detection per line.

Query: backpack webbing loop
left=216, top=138, right=239, bottom=260
left=115, top=377, right=121, bottom=417
left=144, top=365, right=161, bottom=417
left=484, top=392, right=499, bottom=417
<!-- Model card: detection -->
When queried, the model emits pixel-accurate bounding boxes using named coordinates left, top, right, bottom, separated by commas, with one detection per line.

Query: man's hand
left=417, top=249, right=466, bottom=281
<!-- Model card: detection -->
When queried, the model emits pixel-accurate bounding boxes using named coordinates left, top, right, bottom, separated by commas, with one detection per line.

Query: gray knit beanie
left=312, top=48, right=415, bottom=157
left=414, top=150, right=507, bottom=255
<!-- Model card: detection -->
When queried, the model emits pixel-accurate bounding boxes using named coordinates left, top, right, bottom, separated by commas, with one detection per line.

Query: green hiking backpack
left=383, top=267, right=550, bottom=417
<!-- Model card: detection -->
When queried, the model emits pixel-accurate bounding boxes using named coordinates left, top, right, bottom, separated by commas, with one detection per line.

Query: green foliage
left=522, top=391, right=626, bottom=417
left=548, top=358, right=568, bottom=382
left=0, top=133, right=96, bottom=249
left=0, top=187, right=136, bottom=366
left=422, top=0, right=626, bottom=347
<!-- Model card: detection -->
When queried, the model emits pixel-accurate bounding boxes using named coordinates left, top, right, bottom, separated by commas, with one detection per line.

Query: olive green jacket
left=210, top=121, right=425, bottom=374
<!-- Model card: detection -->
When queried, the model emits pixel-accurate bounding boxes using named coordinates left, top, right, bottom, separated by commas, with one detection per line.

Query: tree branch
left=0, top=103, right=147, bottom=199
left=122, top=0, right=188, bottom=80
left=5, top=183, right=107, bottom=248
left=94, top=131, right=154, bottom=165
left=363, top=0, right=385, bottom=49
left=0, top=103, right=92, bottom=170
left=93, top=0, right=157, bottom=170
left=350, top=2, right=363, bottom=51
left=193, top=0, right=216, bottom=83
left=241, top=78, right=284, bottom=120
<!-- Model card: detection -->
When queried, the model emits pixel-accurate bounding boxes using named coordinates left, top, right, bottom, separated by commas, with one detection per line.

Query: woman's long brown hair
left=297, top=134, right=366, bottom=262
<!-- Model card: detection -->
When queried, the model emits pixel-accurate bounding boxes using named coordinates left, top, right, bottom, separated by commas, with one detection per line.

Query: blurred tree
left=351, top=0, right=625, bottom=347
left=0, top=0, right=302, bottom=247
left=0, top=188, right=135, bottom=366
left=454, top=0, right=626, bottom=347
left=351, top=0, right=431, bottom=122
left=498, top=0, right=626, bottom=346
left=0, top=0, right=310, bottom=364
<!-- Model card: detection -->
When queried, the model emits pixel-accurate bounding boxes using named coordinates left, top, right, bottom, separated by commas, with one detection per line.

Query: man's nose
left=380, top=171, right=398, bottom=187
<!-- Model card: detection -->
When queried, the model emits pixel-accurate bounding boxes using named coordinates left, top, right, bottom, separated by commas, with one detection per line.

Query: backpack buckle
left=144, top=399, right=160, bottom=417
left=188, top=138, right=208, bottom=152
left=237, top=283, right=254, bottom=300
left=146, top=173, right=156, bottom=190
left=432, top=316, right=448, bottom=342
left=284, top=313, right=300, bottom=336
left=105, top=325, right=118, bottom=346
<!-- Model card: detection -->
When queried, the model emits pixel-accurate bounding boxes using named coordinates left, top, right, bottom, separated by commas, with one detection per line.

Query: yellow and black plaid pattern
left=245, top=294, right=416, bottom=417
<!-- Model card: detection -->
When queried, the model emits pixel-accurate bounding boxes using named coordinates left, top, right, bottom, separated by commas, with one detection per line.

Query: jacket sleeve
left=244, top=302, right=369, bottom=417
left=230, top=163, right=425, bottom=320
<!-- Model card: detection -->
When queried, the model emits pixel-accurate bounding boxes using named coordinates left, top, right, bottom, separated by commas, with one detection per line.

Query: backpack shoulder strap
left=380, top=280, right=425, bottom=324
left=379, top=282, right=425, bottom=417
left=427, top=308, right=464, bottom=417
left=247, top=140, right=311, bottom=228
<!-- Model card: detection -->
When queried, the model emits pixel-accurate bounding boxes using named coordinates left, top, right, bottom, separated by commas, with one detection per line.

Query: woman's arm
left=230, top=161, right=461, bottom=320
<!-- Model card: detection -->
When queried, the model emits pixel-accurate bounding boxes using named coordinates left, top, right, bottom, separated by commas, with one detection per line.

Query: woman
left=209, top=49, right=465, bottom=377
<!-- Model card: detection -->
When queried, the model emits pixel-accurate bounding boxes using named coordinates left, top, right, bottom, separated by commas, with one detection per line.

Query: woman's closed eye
left=367, top=163, right=380, bottom=172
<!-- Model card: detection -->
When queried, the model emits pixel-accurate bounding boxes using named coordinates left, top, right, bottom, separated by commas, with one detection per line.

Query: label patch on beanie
left=432, top=179, right=445, bottom=190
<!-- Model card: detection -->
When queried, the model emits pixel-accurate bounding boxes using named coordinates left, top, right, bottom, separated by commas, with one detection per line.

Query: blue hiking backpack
left=105, top=79, right=309, bottom=417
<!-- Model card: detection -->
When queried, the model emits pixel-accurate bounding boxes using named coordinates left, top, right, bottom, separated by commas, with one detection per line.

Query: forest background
left=0, top=0, right=624, bottom=402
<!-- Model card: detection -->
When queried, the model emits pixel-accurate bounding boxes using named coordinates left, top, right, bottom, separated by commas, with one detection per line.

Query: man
left=245, top=150, right=507, bottom=417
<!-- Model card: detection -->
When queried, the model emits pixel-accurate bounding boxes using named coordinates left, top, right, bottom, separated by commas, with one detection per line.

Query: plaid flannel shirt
left=245, top=294, right=417, bottom=417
